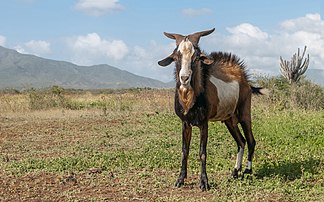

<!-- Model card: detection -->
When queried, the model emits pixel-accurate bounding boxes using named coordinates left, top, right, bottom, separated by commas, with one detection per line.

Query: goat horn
left=163, top=32, right=185, bottom=46
left=188, top=28, right=215, bottom=45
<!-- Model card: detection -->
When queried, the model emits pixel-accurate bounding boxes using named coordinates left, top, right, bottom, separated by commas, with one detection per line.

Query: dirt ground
left=0, top=110, right=217, bottom=201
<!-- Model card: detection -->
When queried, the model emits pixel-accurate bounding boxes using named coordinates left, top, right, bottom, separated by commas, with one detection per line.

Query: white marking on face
left=235, top=146, right=244, bottom=170
left=209, top=76, right=240, bottom=119
left=178, top=39, right=195, bottom=86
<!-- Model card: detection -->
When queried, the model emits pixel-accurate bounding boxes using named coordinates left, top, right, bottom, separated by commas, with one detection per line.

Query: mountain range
left=0, top=46, right=322, bottom=89
left=0, top=46, right=173, bottom=90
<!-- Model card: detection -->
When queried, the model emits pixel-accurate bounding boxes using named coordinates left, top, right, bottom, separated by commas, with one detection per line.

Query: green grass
left=0, top=88, right=323, bottom=201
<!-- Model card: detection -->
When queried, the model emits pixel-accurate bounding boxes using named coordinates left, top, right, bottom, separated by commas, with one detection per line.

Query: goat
left=158, top=28, right=267, bottom=191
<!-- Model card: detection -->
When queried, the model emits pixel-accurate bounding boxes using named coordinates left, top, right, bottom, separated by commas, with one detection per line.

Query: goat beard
left=178, top=85, right=195, bottom=115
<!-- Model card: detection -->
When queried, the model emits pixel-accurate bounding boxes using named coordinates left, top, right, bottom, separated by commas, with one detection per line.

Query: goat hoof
left=175, top=178, right=184, bottom=188
left=200, top=179, right=210, bottom=191
left=243, top=168, right=252, bottom=174
left=241, top=168, right=253, bottom=179
left=232, top=168, right=239, bottom=179
left=200, top=183, right=210, bottom=191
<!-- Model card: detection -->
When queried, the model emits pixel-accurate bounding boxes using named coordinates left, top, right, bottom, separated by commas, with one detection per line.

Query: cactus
left=280, top=46, right=309, bottom=84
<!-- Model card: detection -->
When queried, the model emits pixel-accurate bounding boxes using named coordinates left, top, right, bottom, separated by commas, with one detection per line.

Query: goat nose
left=181, top=75, right=189, bottom=83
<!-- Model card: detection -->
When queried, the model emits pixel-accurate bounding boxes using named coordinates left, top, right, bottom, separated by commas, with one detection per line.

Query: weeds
left=0, top=86, right=174, bottom=114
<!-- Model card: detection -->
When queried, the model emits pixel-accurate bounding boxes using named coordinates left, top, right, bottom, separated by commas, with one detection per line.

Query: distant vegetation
left=254, top=76, right=323, bottom=110
left=1, top=76, right=322, bottom=113
left=0, top=85, right=173, bottom=113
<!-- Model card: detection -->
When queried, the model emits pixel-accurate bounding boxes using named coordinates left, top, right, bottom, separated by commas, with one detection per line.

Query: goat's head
left=158, top=28, right=215, bottom=87
left=158, top=28, right=215, bottom=114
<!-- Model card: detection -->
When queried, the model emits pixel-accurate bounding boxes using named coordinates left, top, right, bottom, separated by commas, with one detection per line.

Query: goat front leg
left=175, top=121, right=192, bottom=188
left=199, top=121, right=209, bottom=191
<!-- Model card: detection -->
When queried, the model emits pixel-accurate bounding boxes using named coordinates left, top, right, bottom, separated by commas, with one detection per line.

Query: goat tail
left=251, top=86, right=269, bottom=95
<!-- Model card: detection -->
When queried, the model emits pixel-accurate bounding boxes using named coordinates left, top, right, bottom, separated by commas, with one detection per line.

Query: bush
left=255, top=76, right=323, bottom=110
left=28, top=86, right=68, bottom=110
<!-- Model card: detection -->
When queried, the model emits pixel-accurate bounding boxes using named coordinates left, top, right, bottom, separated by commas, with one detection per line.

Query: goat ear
left=158, top=56, right=174, bottom=67
left=200, top=54, right=214, bottom=65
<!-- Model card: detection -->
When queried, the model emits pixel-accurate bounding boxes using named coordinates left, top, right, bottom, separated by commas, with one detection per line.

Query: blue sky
left=0, top=0, right=323, bottom=82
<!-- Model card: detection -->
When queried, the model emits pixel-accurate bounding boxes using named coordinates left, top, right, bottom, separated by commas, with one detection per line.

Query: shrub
left=28, top=86, right=68, bottom=110
left=255, top=76, right=323, bottom=110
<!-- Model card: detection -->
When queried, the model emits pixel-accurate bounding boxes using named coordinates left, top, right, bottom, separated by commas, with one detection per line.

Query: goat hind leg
left=225, top=118, right=246, bottom=179
left=240, top=120, right=256, bottom=177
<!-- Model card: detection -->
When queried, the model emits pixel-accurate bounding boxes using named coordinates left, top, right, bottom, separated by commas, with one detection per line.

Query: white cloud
left=182, top=8, right=212, bottom=17
left=67, top=36, right=174, bottom=81
left=75, top=0, right=123, bottom=16
left=227, top=23, right=269, bottom=40
left=279, top=13, right=324, bottom=60
left=106, top=40, right=129, bottom=60
left=118, top=41, right=175, bottom=82
left=281, top=13, right=323, bottom=34
left=0, top=35, right=6, bottom=46
left=25, top=40, right=51, bottom=54
left=14, top=45, right=26, bottom=54
left=201, top=13, right=324, bottom=77
left=15, top=40, right=51, bottom=56
left=68, top=33, right=129, bottom=65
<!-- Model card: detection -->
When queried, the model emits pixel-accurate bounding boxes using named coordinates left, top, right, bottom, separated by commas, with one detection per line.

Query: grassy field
left=0, top=87, right=323, bottom=201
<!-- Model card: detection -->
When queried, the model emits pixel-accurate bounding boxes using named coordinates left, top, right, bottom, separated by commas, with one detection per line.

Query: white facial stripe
left=209, top=76, right=240, bottom=119
left=178, top=39, right=195, bottom=58
left=178, top=40, right=195, bottom=85
left=235, top=146, right=244, bottom=170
